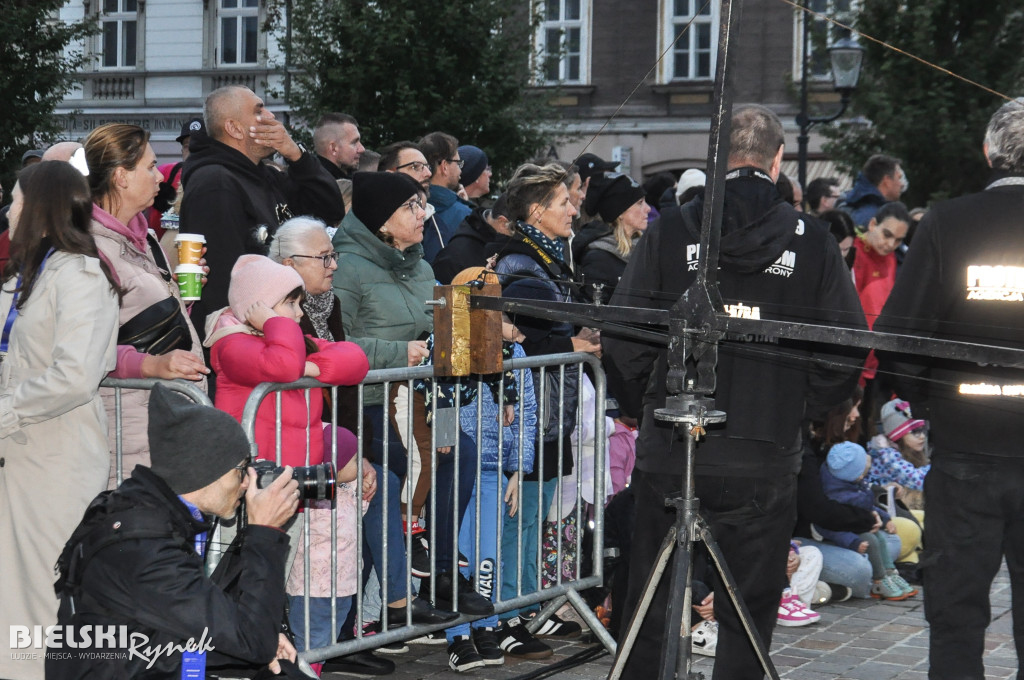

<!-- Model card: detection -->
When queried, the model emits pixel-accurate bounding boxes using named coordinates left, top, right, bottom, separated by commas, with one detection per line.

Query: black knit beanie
left=583, top=174, right=646, bottom=224
left=148, top=384, right=251, bottom=494
left=351, top=171, right=424, bottom=233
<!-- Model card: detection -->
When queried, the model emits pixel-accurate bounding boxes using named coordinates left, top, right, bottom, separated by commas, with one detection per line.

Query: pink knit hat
left=228, top=254, right=304, bottom=322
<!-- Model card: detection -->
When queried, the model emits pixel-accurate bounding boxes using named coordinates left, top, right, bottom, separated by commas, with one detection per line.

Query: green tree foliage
left=0, top=1, right=94, bottom=197
left=278, top=0, right=557, bottom=180
left=821, top=0, right=1024, bottom=206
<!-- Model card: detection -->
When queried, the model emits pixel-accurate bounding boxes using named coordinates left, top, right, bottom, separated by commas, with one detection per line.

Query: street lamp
left=796, top=4, right=864, bottom=190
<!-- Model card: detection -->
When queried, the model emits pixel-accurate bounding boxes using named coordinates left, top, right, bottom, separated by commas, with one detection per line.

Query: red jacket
left=852, top=237, right=896, bottom=382
left=210, top=316, right=369, bottom=466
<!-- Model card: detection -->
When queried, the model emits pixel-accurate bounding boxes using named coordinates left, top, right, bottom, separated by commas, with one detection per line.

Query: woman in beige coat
left=84, top=123, right=210, bottom=488
left=0, top=162, right=122, bottom=680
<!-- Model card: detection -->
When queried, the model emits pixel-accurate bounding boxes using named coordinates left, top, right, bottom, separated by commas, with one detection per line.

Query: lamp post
left=796, top=2, right=864, bottom=190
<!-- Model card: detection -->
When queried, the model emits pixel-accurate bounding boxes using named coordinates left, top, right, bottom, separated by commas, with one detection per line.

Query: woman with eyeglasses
left=571, top=172, right=650, bottom=304
left=331, top=172, right=479, bottom=638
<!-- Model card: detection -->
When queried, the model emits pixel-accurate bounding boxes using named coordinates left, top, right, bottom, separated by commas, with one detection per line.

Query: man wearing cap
left=48, top=385, right=301, bottom=679
left=148, top=116, right=203, bottom=238
left=573, top=152, right=619, bottom=217
left=180, top=85, right=344, bottom=341
left=20, top=149, right=44, bottom=167
left=458, top=145, right=491, bottom=201
left=875, top=97, right=1024, bottom=680
left=419, top=131, right=473, bottom=263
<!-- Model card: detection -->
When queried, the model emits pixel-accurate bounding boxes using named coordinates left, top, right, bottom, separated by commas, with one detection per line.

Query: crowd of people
left=1, top=83, right=1023, bottom=680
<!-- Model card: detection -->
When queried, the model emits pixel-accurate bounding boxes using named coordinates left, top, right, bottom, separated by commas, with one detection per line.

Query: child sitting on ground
left=815, top=442, right=918, bottom=601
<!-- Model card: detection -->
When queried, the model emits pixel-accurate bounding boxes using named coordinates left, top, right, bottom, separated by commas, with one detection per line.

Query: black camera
left=251, top=459, right=336, bottom=501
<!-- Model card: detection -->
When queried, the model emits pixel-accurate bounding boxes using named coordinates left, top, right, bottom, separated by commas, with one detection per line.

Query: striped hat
left=880, top=398, right=925, bottom=441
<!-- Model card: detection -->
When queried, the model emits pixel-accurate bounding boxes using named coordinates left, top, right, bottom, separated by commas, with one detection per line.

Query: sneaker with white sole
left=812, top=581, right=832, bottom=606
left=777, top=590, right=820, bottom=626
left=471, top=627, right=505, bottom=666
left=496, top=617, right=553, bottom=659
left=408, top=630, right=447, bottom=645
left=691, top=620, right=718, bottom=657
left=447, top=635, right=485, bottom=672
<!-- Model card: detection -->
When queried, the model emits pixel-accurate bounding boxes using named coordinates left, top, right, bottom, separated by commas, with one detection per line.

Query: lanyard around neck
left=1, top=248, right=55, bottom=354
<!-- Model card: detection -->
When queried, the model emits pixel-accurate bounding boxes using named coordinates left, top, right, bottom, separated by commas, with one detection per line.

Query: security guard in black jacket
left=604, top=104, right=866, bottom=680
left=47, top=385, right=300, bottom=679
left=875, top=97, right=1024, bottom=680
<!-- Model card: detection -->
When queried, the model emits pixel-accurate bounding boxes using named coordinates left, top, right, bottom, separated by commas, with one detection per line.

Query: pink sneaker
left=777, top=590, right=820, bottom=627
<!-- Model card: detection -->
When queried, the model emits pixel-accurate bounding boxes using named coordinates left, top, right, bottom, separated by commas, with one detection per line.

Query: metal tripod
left=607, top=393, right=780, bottom=680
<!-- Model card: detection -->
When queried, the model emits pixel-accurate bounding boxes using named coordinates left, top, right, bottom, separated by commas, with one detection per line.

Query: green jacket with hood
left=332, top=211, right=434, bottom=404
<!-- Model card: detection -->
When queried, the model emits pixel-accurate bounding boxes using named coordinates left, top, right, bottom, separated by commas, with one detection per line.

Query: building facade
left=57, top=0, right=855, bottom=181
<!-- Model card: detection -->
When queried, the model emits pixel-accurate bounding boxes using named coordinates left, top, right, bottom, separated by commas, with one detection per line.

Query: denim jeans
left=797, top=530, right=902, bottom=599
left=289, top=595, right=353, bottom=653
left=362, top=463, right=409, bottom=610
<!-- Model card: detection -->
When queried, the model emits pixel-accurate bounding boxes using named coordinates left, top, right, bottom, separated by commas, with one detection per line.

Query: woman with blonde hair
left=571, top=173, right=649, bottom=303
left=85, top=123, right=209, bottom=488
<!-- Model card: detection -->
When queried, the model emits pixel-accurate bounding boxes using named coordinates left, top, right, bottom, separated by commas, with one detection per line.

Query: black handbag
left=116, top=233, right=194, bottom=355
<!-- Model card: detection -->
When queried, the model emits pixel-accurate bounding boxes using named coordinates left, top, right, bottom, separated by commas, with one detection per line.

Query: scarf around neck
left=517, top=221, right=565, bottom=262
left=303, top=290, right=335, bottom=341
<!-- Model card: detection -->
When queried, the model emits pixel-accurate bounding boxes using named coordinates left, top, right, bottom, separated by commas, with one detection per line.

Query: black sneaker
left=408, top=630, right=448, bottom=645
left=531, top=612, right=583, bottom=639
left=826, top=583, right=854, bottom=603
left=471, top=627, right=505, bottom=666
left=410, top=534, right=431, bottom=578
left=447, top=635, right=485, bottom=672
left=496, top=617, right=553, bottom=660
left=421, top=571, right=495, bottom=615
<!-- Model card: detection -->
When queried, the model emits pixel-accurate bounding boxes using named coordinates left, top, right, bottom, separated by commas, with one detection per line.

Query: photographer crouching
left=46, top=385, right=302, bottom=678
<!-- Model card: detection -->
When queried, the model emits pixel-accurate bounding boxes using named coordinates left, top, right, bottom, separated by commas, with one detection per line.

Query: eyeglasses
left=291, top=253, right=338, bottom=268
left=447, top=158, right=465, bottom=169
left=402, top=197, right=427, bottom=214
left=395, top=160, right=430, bottom=173
left=233, top=460, right=249, bottom=483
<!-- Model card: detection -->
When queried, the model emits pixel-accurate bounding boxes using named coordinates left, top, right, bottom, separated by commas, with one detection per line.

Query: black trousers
left=924, top=454, right=1024, bottom=680
left=620, top=468, right=796, bottom=680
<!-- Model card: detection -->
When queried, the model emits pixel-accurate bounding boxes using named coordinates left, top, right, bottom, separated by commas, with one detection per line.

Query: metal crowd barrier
left=238, top=352, right=615, bottom=662
left=101, top=377, right=213, bottom=486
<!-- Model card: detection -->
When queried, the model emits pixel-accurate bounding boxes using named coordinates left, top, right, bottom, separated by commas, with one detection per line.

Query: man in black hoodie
left=604, top=105, right=866, bottom=680
left=875, top=97, right=1024, bottom=680
left=179, top=86, right=344, bottom=339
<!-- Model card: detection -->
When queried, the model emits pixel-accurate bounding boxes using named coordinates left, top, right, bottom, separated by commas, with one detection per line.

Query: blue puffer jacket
left=459, top=343, right=537, bottom=474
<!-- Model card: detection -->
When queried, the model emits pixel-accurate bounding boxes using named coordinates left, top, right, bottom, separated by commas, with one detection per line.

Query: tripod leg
left=698, top=518, right=781, bottom=680
left=607, top=527, right=676, bottom=680
left=660, top=517, right=696, bottom=680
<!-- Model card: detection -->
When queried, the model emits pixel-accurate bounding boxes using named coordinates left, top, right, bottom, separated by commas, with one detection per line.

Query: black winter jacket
left=794, top=440, right=876, bottom=539
left=47, top=465, right=289, bottom=679
left=571, top=220, right=627, bottom=303
left=876, top=178, right=1024, bottom=459
left=603, top=170, right=867, bottom=477
left=432, top=207, right=500, bottom=285
left=180, top=132, right=344, bottom=337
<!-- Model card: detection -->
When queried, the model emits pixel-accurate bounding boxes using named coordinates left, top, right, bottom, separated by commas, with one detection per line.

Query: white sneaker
left=812, top=581, right=832, bottom=606
left=691, top=620, right=718, bottom=657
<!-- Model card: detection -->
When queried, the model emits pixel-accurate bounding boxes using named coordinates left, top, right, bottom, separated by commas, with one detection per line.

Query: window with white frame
left=218, top=0, right=260, bottom=65
left=794, top=0, right=858, bottom=80
left=537, top=0, right=589, bottom=84
left=99, top=0, right=138, bottom=68
left=665, top=0, right=718, bottom=82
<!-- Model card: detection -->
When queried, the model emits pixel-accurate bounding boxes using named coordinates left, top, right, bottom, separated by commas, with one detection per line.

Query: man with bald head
left=179, top=85, right=343, bottom=339
left=41, top=141, right=84, bottom=162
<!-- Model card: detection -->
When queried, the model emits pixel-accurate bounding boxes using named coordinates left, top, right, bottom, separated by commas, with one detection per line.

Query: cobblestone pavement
left=324, top=565, right=1017, bottom=680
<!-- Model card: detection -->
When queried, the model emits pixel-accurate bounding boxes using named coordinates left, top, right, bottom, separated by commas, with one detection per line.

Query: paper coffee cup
left=174, top=232, right=206, bottom=266
left=175, top=264, right=204, bottom=301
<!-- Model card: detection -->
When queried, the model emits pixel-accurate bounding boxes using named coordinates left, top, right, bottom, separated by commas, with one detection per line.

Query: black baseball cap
left=176, top=117, right=205, bottom=144
left=574, top=152, right=619, bottom=181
